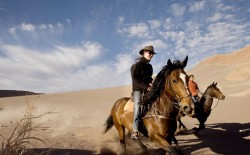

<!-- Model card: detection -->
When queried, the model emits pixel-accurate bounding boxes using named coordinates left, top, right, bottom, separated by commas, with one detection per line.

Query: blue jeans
left=192, top=96, right=198, bottom=103
left=133, top=91, right=141, bottom=131
left=192, top=96, right=197, bottom=103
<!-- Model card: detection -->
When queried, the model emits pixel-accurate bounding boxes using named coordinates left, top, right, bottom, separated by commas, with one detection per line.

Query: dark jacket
left=131, top=57, right=153, bottom=92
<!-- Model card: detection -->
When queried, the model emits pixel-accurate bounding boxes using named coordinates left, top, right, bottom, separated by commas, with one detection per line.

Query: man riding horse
left=130, top=45, right=156, bottom=140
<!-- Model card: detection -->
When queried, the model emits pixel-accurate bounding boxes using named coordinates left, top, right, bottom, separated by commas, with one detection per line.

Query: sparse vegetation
left=0, top=96, right=54, bottom=155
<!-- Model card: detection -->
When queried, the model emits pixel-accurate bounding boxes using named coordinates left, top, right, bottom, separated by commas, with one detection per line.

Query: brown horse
left=104, top=56, right=194, bottom=154
left=177, top=82, right=225, bottom=132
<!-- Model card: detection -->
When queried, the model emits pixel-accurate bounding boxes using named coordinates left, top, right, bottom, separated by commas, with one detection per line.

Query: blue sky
left=0, top=0, right=250, bottom=93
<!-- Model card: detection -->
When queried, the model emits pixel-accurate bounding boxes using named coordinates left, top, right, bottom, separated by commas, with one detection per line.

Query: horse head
left=207, top=82, right=225, bottom=100
left=164, top=56, right=195, bottom=116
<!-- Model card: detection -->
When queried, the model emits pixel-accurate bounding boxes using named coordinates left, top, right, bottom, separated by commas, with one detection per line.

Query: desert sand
left=0, top=45, right=250, bottom=155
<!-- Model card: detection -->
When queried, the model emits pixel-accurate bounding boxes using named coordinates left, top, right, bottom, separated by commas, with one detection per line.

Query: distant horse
left=177, top=82, right=225, bottom=132
left=104, top=56, right=195, bottom=154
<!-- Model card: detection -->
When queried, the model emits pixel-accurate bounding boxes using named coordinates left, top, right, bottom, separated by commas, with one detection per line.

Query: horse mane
left=143, top=59, right=184, bottom=104
left=198, top=83, right=216, bottom=104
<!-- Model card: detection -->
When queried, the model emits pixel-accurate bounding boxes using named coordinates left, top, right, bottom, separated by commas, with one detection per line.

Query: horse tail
left=103, top=115, right=113, bottom=134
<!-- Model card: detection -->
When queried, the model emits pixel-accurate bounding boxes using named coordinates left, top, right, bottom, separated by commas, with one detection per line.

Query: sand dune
left=0, top=45, right=250, bottom=154
left=191, top=45, right=250, bottom=82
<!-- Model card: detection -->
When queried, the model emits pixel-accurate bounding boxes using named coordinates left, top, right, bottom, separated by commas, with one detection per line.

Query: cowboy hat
left=139, top=45, right=156, bottom=55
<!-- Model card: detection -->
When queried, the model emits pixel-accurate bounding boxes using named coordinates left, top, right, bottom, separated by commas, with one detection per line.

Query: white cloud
left=9, top=23, right=63, bottom=35
left=148, top=20, right=161, bottom=29
left=0, top=6, right=6, bottom=11
left=186, top=19, right=249, bottom=58
left=162, top=31, right=186, bottom=43
left=170, top=3, right=186, bottom=16
left=163, top=18, right=174, bottom=30
left=245, top=36, right=250, bottom=42
left=39, top=24, right=47, bottom=30
left=0, top=41, right=136, bottom=93
left=117, top=16, right=125, bottom=25
left=221, top=5, right=235, bottom=11
left=175, top=47, right=188, bottom=56
left=207, top=12, right=223, bottom=22
left=133, top=39, right=168, bottom=55
left=224, top=14, right=234, bottom=20
left=20, top=23, right=35, bottom=31
left=48, top=24, right=54, bottom=29
left=8, top=28, right=16, bottom=34
left=66, top=19, right=71, bottom=23
left=189, top=0, right=206, bottom=12
left=114, top=53, right=133, bottom=74
left=0, top=41, right=106, bottom=92
left=185, top=20, right=201, bottom=32
left=57, top=23, right=63, bottom=28
left=118, top=23, right=150, bottom=38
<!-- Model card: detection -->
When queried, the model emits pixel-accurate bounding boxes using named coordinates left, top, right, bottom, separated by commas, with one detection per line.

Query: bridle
left=143, top=73, right=191, bottom=120
left=168, top=76, right=191, bottom=109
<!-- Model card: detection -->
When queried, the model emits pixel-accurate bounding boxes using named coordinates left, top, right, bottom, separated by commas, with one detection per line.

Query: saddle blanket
left=124, top=99, right=134, bottom=112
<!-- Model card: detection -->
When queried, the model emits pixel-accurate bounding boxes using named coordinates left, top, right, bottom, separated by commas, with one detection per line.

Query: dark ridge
left=0, top=90, right=42, bottom=98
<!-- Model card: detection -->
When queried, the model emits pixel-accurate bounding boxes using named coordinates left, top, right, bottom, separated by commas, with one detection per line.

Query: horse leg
left=197, top=117, right=206, bottom=130
left=177, top=118, right=187, bottom=132
left=172, top=136, right=184, bottom=155
left=115, top=124, right=127, bottom=154
left=193, top=117, right=206, bottom=134
left=150, top=134, right=177, bottom=155
left=133, top=139, right=147, bottom=151
left=199, top=122, right=205, bottom=130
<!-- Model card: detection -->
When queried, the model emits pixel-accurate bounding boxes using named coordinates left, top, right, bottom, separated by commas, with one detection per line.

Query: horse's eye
left=173, top=80, right=177, bottom=83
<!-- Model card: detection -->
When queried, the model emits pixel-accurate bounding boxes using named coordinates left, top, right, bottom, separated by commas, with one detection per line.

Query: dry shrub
left=0, top=96, right=54, bottom=155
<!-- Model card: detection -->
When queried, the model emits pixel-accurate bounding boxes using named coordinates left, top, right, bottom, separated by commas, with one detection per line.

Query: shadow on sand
left=27, top=148, right=95, bottom=155
left=27, top=123, right=249, bottom=155
left=28, top=147, right=165, bottom=155
left=179, top=122, right=250, bottom=155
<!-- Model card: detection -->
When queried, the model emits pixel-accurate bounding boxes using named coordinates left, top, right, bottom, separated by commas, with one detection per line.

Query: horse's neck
left=200, top=89, right=214, bottom=108
left=150, top=95, right=177, bottom=115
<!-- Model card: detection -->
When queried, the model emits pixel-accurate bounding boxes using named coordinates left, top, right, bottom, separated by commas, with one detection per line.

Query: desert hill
left=0, top=90, right=40, bottom=98
left=188, top=45, right=250, bottom=84
left=0, top=45, right=249, bottom=155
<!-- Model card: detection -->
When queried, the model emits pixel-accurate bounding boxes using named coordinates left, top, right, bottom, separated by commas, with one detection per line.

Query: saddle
left=124, top=93, right=149, bottom=118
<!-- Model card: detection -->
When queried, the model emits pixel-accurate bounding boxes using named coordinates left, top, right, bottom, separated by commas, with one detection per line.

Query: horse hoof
left=183, top=127, right=187, bottom=132
left=142, top=146, right=148, bottom=151
left=165, top=147, right=178, bottom=155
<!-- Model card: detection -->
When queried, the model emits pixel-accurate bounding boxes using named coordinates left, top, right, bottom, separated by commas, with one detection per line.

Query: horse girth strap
left=142, top=108, right=175, bottom=120
left=142, top=114, right=174, bottom=120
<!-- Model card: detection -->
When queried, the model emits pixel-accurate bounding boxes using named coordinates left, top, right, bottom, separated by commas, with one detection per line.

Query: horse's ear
left=214, top=82, right=217, bottom=86
left=167, top=59, right=173, bottom=67
left=211, top=82, right=214, bottom=86
left=181, top=55, right=188, bottom=68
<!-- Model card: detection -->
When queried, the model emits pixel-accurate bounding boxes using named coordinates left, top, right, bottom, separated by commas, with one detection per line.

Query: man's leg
left=131, top=91, right=141, bottom=140
left=191, top=96, right=197, bottom=103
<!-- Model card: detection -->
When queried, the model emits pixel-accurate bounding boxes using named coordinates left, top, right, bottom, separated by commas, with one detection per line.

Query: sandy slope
left=0, top=45, right=250, bottom=155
